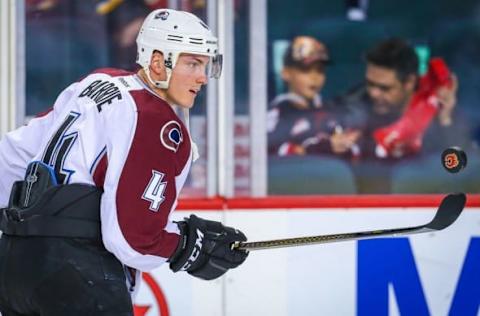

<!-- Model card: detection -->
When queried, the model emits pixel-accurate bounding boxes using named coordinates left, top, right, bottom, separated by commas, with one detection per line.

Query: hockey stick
left=232, top=193, right=466, bottom=251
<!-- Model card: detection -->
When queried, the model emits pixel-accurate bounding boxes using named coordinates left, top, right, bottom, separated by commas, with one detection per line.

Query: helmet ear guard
left=136, top=9, right=222, bottom=89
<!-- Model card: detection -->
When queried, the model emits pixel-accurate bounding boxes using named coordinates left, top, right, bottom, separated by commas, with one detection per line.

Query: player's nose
left=197, top=72, right=208, bottom=85
left=368, top=86, right=383, bottom=100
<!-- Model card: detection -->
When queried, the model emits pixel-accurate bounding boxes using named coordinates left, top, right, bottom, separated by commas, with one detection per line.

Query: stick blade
left=426, top=193, right=466, bottom=230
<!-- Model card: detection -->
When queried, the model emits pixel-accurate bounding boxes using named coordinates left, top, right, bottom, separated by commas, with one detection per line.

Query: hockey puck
left=441, top=147, right=467, bottom=173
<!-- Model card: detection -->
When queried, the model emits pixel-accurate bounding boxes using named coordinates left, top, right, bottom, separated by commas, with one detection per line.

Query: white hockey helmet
left=136, top=9, right=222, bottom=89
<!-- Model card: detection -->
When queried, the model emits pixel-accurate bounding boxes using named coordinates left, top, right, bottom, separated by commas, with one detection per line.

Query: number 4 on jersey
left=142, top=170, right=167, bottom=212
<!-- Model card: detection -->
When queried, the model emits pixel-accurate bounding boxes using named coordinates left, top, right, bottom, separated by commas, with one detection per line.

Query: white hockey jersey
left=0, top=68, right=192, bottom=272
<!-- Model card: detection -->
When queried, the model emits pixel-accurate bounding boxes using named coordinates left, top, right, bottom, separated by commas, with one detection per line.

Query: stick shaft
left=232, top=193, right=465, bottom=251
left=233, top=226, right=428, bottom=251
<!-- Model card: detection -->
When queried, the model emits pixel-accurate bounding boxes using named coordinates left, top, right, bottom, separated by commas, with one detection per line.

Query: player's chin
left=177, top=97, right=196, bottom=109
left=301, top=91, right=317, bottom=101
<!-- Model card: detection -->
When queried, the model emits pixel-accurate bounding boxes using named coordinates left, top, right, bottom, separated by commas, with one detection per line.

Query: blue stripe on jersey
left=90, top=146, right=107, bottom=174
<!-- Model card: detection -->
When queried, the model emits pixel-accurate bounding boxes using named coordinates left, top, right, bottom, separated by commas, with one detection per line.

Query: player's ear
left=150, top=51, right=167, bottom=81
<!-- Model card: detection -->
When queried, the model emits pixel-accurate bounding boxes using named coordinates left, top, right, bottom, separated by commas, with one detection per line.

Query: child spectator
left=267, top=36, right=360, bottom=157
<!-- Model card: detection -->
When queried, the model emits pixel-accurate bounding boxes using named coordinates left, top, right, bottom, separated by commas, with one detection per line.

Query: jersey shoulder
left=82, top=69, right=187, bottom=139
left=91, top=68, right=134, bottom=77
left=74, top=68, right=145, bottom=113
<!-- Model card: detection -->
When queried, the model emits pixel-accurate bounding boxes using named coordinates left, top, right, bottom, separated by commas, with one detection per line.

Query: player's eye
left=366, top=80, right=393, bottom=92
left=187, top=60, right=201, bottom=69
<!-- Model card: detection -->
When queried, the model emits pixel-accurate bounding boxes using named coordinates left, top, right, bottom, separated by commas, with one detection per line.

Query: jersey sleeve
left=100, top=96, right=189, bottom=271
left=0, top=83, right=77, bottom=207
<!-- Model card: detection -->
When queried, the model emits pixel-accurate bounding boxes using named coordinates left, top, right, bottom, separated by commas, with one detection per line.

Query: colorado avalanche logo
left=160, top=121, right=183, bottom=153
left=154, top=11, right=169, bottom=21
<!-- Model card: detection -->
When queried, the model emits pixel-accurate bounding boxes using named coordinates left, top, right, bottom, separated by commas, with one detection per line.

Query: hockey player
left=0, top=9, right=248, bottom=315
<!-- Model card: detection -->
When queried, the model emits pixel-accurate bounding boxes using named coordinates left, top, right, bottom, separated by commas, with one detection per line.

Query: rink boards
left=134, top=207, right=480, bottom=316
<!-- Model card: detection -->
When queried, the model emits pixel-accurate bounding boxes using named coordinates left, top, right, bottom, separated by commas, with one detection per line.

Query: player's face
left=282, top=66, right=326, bottom=101
left=365, top=64, right=415, bottom=113
left=166, top=54, right=209, bottom=108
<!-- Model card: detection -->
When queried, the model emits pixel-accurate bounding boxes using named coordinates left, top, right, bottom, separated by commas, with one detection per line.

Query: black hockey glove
left=169, top=214, right=248, bottom=280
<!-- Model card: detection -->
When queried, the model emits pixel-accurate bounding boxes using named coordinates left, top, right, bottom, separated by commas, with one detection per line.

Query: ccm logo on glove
left=180, top=229, right=204, bottom=271
left=169, top=215, right=248, bottom=280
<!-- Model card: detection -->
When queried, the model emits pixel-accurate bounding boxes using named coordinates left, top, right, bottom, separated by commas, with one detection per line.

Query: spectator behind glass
left=267, top=36, right=360, bottom=157
left=333, top=38, right=468, bottom=192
